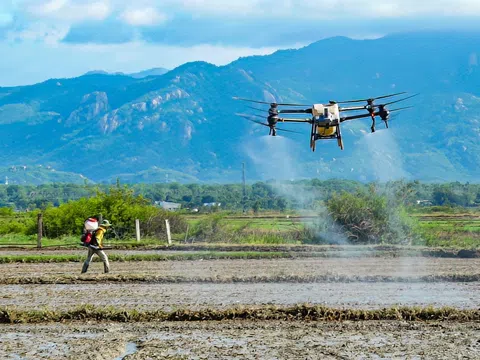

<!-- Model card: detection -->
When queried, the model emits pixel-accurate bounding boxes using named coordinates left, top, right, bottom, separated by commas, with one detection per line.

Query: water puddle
left=114, top=342, right=138, bottom=360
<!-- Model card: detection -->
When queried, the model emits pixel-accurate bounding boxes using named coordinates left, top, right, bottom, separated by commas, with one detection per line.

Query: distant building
left=203, top=202, right=221, bottom=207
left=416, top=200, right=433, bottom=206
left=157, top=201, right=182, bottom=211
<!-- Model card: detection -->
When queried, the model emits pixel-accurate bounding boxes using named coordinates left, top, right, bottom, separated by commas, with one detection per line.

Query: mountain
left=1, top=31, right=480, bottom=184
left=128, top=68, right=170, bottom=78
left=82, top=68, right=170, bottom=79
left=0, top=166, right=92, bottom=185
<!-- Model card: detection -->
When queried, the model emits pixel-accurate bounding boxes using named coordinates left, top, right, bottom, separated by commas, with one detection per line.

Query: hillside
left=0, top=166, right=92, bottom=185
left=0, top=31, right=479, bottom=184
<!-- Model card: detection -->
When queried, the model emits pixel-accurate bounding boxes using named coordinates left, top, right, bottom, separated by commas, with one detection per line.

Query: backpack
left=81, top=217, right=99, bottom=246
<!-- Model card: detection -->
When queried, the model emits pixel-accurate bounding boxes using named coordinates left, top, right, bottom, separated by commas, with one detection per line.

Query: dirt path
left=1, top=321, right=479, bottom=359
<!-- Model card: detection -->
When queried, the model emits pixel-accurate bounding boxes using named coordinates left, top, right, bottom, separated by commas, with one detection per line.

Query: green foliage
left=4, top=180, right=480, bottom=213
left=325, top=189, right=419, bottom=245
left=188, top=213, right=308, bottom=244
left=0, top=212, right=36, bottom=235
left=0, top=207, right=14, bottom=216
left=41, top=186, right=186, bottom=238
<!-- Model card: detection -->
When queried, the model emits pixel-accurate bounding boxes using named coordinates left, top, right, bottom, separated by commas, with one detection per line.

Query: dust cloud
left=243, top=135, right=348, bottom=244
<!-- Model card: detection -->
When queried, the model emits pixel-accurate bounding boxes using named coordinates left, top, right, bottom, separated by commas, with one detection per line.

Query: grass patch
left=1, top=304, right=478, bottom=324
left=0, top=235, right=171, bottom=248
left=0, top=247, right=478, bottom=263
left=0, top=251, right=293, bottom=263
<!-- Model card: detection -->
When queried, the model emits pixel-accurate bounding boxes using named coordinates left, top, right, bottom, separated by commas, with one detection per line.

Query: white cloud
left=0, top=39, right=281, bottom=86
left=7, top=22, right=69, bottom=44
left=13, top=0, right=480, bottom=26
left=0, top=12, right=13, bottom=26
left=120, top=7, right=167, bottom=26
left=26, top=0, right=110, bottom=22
left=167, top=0, right=480, bottom=18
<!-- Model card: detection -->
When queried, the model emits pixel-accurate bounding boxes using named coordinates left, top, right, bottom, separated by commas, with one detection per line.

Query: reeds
left=1, top=304, right=478, bottom=324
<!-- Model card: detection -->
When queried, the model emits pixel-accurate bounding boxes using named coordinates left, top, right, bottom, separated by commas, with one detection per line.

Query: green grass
left=3, top=209, right=480, bottom=248
left=0, top=234, right=175, bottom=248
left=1, top=304, right=478, bottom=324
left=0, top=251, right=293, bottom=263
left=417, top=216, right=480, bottom=248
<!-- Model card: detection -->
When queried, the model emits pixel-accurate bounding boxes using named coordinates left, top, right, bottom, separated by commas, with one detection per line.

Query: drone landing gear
left=370, top=115, right=376, bottom=133
left=336, top=123, right=344, bottom=150
left=310, top=122, right=317, bottom=152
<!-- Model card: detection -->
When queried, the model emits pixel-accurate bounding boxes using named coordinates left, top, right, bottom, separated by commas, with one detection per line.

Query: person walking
left=81, top=219, right=112, bottom=274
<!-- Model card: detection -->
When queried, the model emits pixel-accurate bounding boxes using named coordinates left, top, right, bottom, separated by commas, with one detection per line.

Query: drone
left=234, top=92, right=417, bottom=151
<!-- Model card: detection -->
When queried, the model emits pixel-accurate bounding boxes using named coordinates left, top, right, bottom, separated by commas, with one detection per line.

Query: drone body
left=234, top=92, right=416, bottom=151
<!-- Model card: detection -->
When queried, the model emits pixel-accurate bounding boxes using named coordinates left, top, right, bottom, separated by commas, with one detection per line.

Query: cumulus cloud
left=7, top=22, right=69, bottom=44
left=25, top=0, right=110, bottom=22
left=0, top=40, right=279, bottom=86
left=119, top=7, right=167, bottom=26
left=1, top=0, right=480, bottom=85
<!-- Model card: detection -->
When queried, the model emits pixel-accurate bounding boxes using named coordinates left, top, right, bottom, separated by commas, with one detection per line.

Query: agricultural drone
left=234, top=92, right=417, bottom=151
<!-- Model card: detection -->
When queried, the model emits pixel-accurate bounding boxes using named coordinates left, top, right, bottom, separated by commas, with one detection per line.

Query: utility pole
left=242, top=162, right=247, bottom=213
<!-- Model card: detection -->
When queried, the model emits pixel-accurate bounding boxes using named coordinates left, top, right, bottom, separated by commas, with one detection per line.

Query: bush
left=189, top=214, right=232, bottom=242
left=41, top=186, right=187, bottom=238
left=325, top=189, right=419, bottom=245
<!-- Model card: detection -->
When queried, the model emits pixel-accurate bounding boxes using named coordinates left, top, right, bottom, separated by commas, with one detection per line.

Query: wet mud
left=1, top=321, right=479, bottom=359
left=2, top=257, right=479, bottom=279
left=2, top=256, right=479, bottom=358
left=1, top=282, right=479, bottom=311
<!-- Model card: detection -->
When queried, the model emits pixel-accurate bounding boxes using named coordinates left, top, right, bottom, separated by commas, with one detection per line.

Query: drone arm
left=278, top=118, right=312, bottom=123
left=340, top=111, right=380, bottom=122
left=278, top=108, right=313, bottom=114
left=339, top=106, right=367, bottom=112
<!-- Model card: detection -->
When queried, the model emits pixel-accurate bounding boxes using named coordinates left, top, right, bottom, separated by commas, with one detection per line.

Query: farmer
left=81, top=219, right=112, bottom=274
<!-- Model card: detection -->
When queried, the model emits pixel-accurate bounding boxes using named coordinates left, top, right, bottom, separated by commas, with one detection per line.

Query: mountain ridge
left=1, top=31, right=480, bottom=184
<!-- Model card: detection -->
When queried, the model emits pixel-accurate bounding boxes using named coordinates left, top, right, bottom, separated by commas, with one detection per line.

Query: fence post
left=135, top=219, right=141, bottom=242
left=165, top=219, right=172, bottom=245
left=184, top=225, right=189, bottom=244
left=37, top=213, right=43, bottom=248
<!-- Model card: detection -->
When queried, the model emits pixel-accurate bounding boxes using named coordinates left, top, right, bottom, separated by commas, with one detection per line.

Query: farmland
left=1, top=208, right=480, bottom=359
left=1, top=244, right=480, bottom=359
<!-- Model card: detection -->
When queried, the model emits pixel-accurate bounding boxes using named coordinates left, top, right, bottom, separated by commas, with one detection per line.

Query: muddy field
left=1, top=321, right=479, bottom=359
left=2, top=282, right=480, bottom=311
left=1, top=257, right=480, bottom=310
left=1, top=254, right=480, bottom=359
left=2, top=257, right=480, bottom=279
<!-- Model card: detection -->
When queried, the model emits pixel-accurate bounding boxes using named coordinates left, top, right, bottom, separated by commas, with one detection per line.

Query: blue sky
left=1, top=0, right=480, bottom=86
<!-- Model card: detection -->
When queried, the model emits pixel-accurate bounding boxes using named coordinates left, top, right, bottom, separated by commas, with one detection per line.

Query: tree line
left=1, top=180, right=480, bottom=212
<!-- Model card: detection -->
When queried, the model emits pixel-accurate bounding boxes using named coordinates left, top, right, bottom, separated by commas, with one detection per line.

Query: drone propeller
left=236, top=113, right=265, bottom=120
left=246, top=105, right=269, bottom=113
left=236, top=113, right=302, bottom=134
left=233, top=96, right=309, bottom=107
left=388, top=106, right=414, bottom=113
left=378, top=93, right=419, bottom=107
left=331, top=92, right=407, bottom=104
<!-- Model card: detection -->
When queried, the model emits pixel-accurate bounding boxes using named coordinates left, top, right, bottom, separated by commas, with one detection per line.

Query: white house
left=157, top=201, right=182, bottom=211
left=203, top=202, right=221, bottom=207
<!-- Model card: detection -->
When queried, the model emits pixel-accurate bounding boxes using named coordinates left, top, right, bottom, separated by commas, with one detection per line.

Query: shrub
left=41, top=186, right=187, bottom=238
left=325, top=189, right=419, bottom=245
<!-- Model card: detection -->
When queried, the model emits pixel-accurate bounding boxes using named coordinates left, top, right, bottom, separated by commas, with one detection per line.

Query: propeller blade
left=379, top=94, right=419, bottom=107
left=276, top=127, right=303, bottom=134
left=236, top=113, right=270, bottom=127
left=332, top=92, right=407, bottom=104
left=233, top=96, right=309, bottom=106
left=373, top=92, right=408, bottom=100
left=246, top=105, right=269, bottom=113
left=389, top=106, right=414, bottom=113
left=236, top=113, right=265, bottom=120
